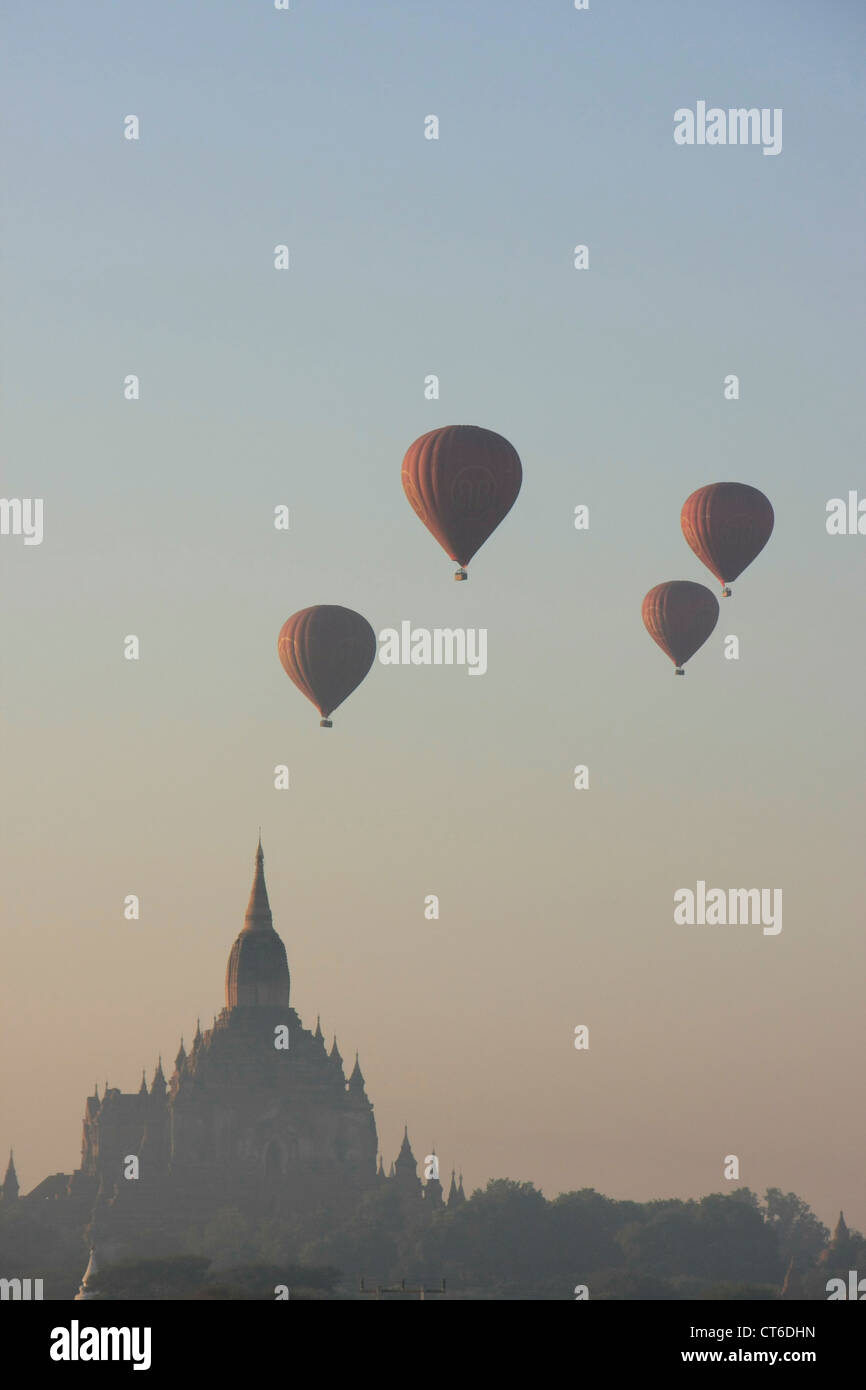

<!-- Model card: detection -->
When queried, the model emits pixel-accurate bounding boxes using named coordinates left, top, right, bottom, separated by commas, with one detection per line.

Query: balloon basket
left=454, top=568, right=468, bottom=582
left=675, top=667, right=684, bottom=676
left=721, top=586, right=731, bottom=597
left=320, top=718, right=333, bottom=728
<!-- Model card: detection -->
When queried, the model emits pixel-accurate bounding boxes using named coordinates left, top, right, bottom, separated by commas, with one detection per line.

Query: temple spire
left=348, top=1051, right=366, bottom=1094
left=226, top=837, right=291, bottom=1010
left=395, top=1125, right=417, bottom=1171
left=2, top=1150, right=18, bottom=1202
left=244, top=837, right=273, bottom=932
left=393, top=1125, right=421, bottom=1195
left=833, top=1211, right=849, bottom=1242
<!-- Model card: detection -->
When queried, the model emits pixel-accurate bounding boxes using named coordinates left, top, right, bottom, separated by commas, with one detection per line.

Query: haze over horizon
left=2, top=0, right=864, bottom=1235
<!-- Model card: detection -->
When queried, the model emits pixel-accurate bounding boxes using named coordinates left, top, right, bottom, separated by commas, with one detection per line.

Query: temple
left=9, top=839, right=463, bottom=1269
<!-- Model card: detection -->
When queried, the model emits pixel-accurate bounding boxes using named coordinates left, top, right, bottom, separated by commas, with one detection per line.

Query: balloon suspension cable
left=454, top=567, right=468, bottom=582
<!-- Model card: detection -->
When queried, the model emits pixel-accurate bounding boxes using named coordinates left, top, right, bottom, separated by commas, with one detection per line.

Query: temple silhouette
left=5, top=840, right=464, bottom=1274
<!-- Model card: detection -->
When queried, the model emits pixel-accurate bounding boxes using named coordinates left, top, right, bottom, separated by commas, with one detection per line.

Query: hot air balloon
left=277, top=606, right=376, bottom=727
left=642, top=581, right=719, bottom=675
left=681, top=482, right=774, bottom=596
left=401, top=425, right=522, bottom=580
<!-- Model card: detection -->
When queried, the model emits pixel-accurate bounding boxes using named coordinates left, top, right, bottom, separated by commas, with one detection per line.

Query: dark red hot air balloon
left=278, top=605, right=376, bottom=727
left=401, top=425, right=523, bottom=580
left=681, top=482, right=774, bottom=596
left=642, top=581, right=719, bottom=674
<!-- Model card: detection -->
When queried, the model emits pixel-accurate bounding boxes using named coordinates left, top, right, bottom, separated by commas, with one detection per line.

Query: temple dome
left=225, top=839, right=290, bottom=1009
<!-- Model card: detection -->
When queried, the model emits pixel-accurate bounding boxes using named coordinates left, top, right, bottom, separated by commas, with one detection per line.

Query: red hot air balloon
left=681, top=482, right=774, bottom=596
left=401, top=425, right=522, bottom=580
left=642, top=581, right=719, bottom=675
left=278, top=606, right=376, bottom=727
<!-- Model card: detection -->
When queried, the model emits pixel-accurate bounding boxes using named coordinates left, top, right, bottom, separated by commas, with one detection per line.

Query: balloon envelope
left=642, top=581, right=719, bottom=671
left=278, top=606, right=376, bottom=722
left=681, top=482, right=774, bottom=592
left=401, top=425, right=522, bottom=572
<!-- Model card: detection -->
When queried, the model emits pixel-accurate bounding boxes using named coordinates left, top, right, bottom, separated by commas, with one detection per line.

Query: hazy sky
left=2, top=0, right=864, bottom=1232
